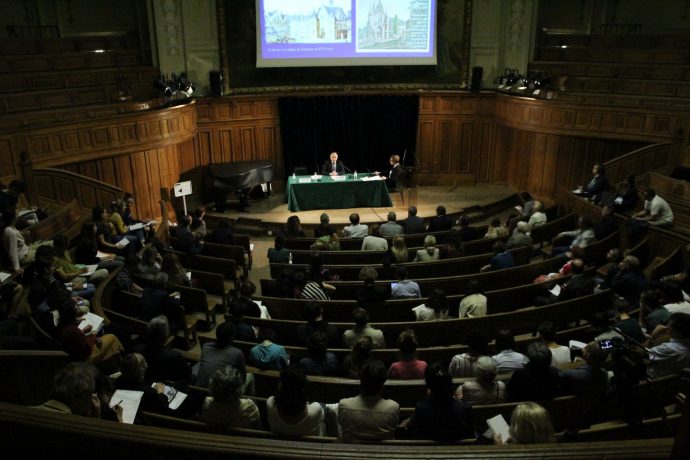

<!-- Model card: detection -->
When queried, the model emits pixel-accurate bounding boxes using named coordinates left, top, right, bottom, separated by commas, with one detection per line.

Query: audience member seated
left=558, top=258, right=596, bottom=302
left=190, top=206, right=208, bottom=241
left=337, top=360, right=400, bottom=442
left=267, top=367, right=325, bottom=436
left=33, top=361, right=102, bottom=418
left=391, top=265, right=421, bottom=299
left=207, top=219, right=234, bottom=245
left=507, top=342, right=561, bottom=402
left=74, top=222, right=124, bottom=270
left=412, top=288, right=450, bottom=321
left=249, top=328, right=289, bottom=371
left=92, top=206, right=132, bottom=257
left=201, top=366, right=262, bottom=431
left=380, top=211, right=403, bottom=237
left=404, top=362, right=474, bottom=442
left=282, top=215, right=305, bottom=238
left=612, top=297, right=645, bottom=343
left=427, top=205, right=453, bottom=232
left=527, top=201, right=547, bottom=231
left=387, top=235, right=409, bottom=265
left=631, top=188, right=674, bottom=232
left=481, top=241, right=515, bottom=272
left=228, top=279, right=262, bottom=319
left=485, top=217, right=508, bottom=239
left=342, top=336, right=374, bottom=379
left=610, top=255, right=646, bottom=307
left=414, top=234, right=439, bottom=262
left=537, top=321, right=571, bottom=367
left=355, top=266, right=390, bottom=306
left=174, top=214, right=203, bottom=255
left=597, top=248, right=623, bottom=290
left=660, top=282, right=690, bottom=315
left=458, top=280, right=487, bottom=319
left=196, top=321, right=247, bottom=388
left=638, top=289, right=669, bottom=335
left=115, top=353, right=170, bottom=419
left=343, top=212, right=368, bottom=238
left=551, top=216, right=596, bottom=257
left=300, top=262, right=336, bottom=300
left=594, top=205, right=618, bottom=240
left=53, top=292, right=123, bottom=367
left=449, top=330, right=490, bottom=378
left=456, top=215, right=480, bottom=242
left=160, top=252, right=191, bottom=287
left=296, top=301, right=339, bottom=348
left=580, top=163, right=609, bottom=205
left=388, top=329, right=427, bottom=379
left=646, top=312, right=690, bottom=378
left=136, top=245, right=167, bottom=284
left=299, top=330, right=339, bottom=376
left=492, top=329, right=529, bottom=374
left=313, top=213, right=335, bottom=238
left=267, top=235, right=290, bottom=264
left=495, top=402, right=556, bottom=445
left=439, top=231, right=464, bottom=259
left=614, top=175, right=638, bottom=213
left=401, top=206, right=426, bottom=234
left=506, top=221, right=532, bottom=250
left=28, top=246, right=91, bottom=313
left=559, top=341, right=608, bottom=402
left=135, top=315, right=191, bottom=383
left=342, top=307, right=385, bottom=349
left=361, top=224, right=388, bottom=251
left=52, top=234, right=108, bottom=285
left=1, top=210, right=45, bottom=274
left=109, top=200, right=144, bottom=248
left=456, top=356, right=507, bottom=404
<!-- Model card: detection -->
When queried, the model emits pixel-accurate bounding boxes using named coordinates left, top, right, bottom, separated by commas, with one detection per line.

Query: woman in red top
left=388, top=329, right=428, bottom=379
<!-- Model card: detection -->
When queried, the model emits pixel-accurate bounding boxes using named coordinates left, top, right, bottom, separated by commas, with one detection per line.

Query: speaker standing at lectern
left=322, top=151, right=345, bottom=176
left=374, top=154, right=404, bottom=189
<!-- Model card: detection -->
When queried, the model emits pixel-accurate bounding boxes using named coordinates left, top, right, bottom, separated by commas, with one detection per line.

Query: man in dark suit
left=402, top=206, right=426, bottom=234
left=322, top=151, right=345, bottom=176
left=375, top=154, right=404, bottom=190
left=427, top=205, right=453, bottom=232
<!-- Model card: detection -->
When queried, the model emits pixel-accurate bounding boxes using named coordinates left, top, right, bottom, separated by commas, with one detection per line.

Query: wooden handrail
left=603, top=142, right=672, bottom=186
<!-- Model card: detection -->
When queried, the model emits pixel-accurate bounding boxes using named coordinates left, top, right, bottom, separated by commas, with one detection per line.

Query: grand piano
left=179, top=160, right=274, bottom=212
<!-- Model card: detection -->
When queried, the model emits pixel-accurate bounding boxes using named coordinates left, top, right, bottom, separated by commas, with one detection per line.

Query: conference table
left=285, top=174, right=393, bottom=212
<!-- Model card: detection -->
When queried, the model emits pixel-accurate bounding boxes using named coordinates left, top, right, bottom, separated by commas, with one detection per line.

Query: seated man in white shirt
left=647, top=312, right=690, bottom=379
left=343, top=213, right=369, bottom=238
left=361, top=224, right=388, bottom=251
left=491, top=328, right=529, bottom=374
left=633, top=188, right=674, bottom=228
left=391, top=265, right=421, bottom=299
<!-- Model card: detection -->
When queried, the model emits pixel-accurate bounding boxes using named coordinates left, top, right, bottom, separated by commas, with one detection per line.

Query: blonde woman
left=414, top=235, right=439, bottom=262
left=495, top=402, right=556, bottom=445
left=390, top=235, right=408, bottom=264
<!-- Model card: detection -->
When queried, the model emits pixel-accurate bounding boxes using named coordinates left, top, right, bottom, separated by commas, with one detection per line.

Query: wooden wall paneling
left=0, top=137, right=18, bottom=178
left=240, top=127, right=256, bottom=161
left=219, top=129, right=233, bottom=163
left=179, top=138, right=197, bottom=173
left=489, top=125, right=510, bottom=183
left=436, top=119, right=455, bottom=174
left=416, top=120, right=435, bottom=173
left=458, top=121, right=473, bottom=173
left=475, top=122, right=493, bottom=182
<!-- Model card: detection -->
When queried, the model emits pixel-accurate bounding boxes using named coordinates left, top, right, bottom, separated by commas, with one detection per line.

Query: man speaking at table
left=374, top=154, right=404, bottom=189
left=322, top=151, right=345, bottom=176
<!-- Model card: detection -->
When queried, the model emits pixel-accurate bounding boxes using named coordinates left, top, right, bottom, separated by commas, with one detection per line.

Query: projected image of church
left=263, top=0, right=352, bottom=44
left=356, top=0, right=431, bottom=51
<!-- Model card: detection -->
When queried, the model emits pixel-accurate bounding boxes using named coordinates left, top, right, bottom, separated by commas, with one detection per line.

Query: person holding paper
left=92, top=206, right=134, bottom=257
left=52, top=235, right=109, bottom=284
left=109, top=200, right=145, bottom=249
left=321, top=151, right=345, bottom=176
left=494, top=402, right=556, bottom=445
left=74, top=222, right=124, bottom=271
left=116, top=353, right=170, bottom=419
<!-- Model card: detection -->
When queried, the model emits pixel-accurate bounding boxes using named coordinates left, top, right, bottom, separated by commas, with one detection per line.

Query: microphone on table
left=342, top=163, right=352, bottom=173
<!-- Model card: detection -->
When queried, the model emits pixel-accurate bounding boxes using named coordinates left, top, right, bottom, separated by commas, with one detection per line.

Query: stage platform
left=204, top=183, right=519, bottom=235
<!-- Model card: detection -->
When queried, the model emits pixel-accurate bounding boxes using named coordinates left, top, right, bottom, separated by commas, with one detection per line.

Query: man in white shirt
left=647, top=312, right=690, bottom=379
left=343, top=213, right=368, bottom=238
left=527, top=200, right=547, bottom=231
left=633, top=189, right=674, bottom=228
left=491, top=329, right=529, bottom=374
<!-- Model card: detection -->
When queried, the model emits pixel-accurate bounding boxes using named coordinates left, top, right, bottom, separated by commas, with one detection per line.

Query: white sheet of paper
left=486, top=414, right=511, bottom=443
left=549, top=284, right=562, bottom=296
left=110, top=390, right=144, bottom=424
left=250, top=243, right=255, bottom=252
left=128, top=222, right=144, bottom=231
left=0, top=272, right=11, bottom=283
left=298, top=178, right=311, bottom=183
left=96, top=250, right=111, bottom=260
left=569, top=340, right=587, bottom=350
left=116, top=238, right=130, bottom=247
left=78, top=312, right=104, bottom=335
left=156, top=384, right=187, bottom=410
left=83, top=264, right=99, bottom=277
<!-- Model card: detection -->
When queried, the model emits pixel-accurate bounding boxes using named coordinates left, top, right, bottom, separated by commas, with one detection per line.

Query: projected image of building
left=263, top=1, right=352, bottom=44
left=357, top=0, right=430, bottom=51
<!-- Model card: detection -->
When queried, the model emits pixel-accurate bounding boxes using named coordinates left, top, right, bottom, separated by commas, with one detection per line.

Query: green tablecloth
left=286, top=174, right=393, bottom=212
